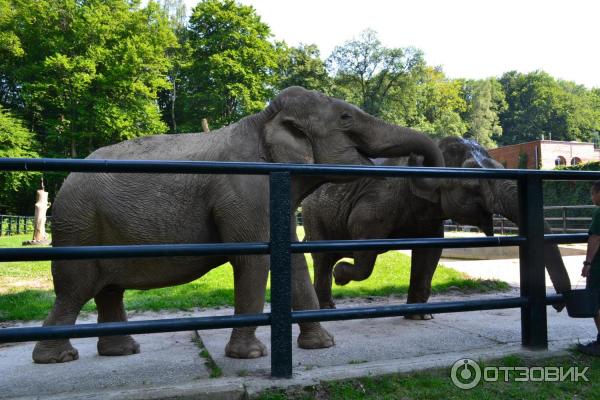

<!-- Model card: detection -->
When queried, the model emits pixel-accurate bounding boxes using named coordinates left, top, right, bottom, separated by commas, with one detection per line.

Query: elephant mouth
left=355, top=147, right=374, bottom=166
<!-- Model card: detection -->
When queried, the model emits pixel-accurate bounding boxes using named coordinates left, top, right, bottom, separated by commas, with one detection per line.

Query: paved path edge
left=7, top=340, right=577, bottom=400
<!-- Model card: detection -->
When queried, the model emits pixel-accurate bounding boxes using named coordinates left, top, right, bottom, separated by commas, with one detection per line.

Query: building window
left=571, top=157, right=582, bottom=165
left=555, top=156, right=567, bottom=166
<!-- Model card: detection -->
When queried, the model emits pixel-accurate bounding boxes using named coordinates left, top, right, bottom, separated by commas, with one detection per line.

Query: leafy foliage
left=1, top=0, right=176, bottom=159
left=274, top=43, right=332, bottom=93
left=1, top=1, right=600, bottom=213
left=327, top=29, right=426, bottom=118
left=498, top=71, right=600, bottom=145
left=543, top=161, right=599, bottom=215
left=181, top=0, right=279, bottom=130
left=461, top=78, right=507, bottom=148
left=0, top=106, right=39, bottom=213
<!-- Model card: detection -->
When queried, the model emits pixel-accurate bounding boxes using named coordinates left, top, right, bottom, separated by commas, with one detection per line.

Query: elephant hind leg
left=32, top=260, right=95, bottom=363
left=32, top=295, right=85, bottom=363
left=95, top=285, right=140, bottom=357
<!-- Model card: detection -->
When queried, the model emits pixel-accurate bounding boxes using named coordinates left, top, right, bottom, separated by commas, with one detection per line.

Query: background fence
left=444, top=205, right=596, bottom=234
left=2, top=206, right=590, bottom=237
left=0, top=215, right=52, bottom=237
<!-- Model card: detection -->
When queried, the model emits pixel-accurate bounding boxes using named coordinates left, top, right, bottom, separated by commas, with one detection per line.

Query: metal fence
left=0, top=215, right=52, bottom=237
left=0, top=157, right=597, bottom=378
left=445, top=205, right=596, bottom=235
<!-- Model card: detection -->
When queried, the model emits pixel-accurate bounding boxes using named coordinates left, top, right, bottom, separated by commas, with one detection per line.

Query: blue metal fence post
left=518, top=175, right=548, bottom=349
left=269, top=172, right=293, bottom=378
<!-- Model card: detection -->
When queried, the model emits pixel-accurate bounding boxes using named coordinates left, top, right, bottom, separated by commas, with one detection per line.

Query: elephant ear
left=407, top=153, right=440, bottom=203
left=262, top=112, right=315, bottom=164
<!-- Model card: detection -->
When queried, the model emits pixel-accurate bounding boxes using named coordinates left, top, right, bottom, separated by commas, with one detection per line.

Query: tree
left=183, top=0, right=280, bottom=129
left=2, top=0, right=176, bottom=158
left=157, top=0, right=191, bottom=133
left=462, top=78, right=507, bottom=148
left=0, top=106, right=39, bottom=213
left=327, top=29, right=425, bottom=118
left=498, top=71, right=600, bottom=145
left=274, top=43, right=332, bottom=93
left=408, top=67, right=467, bottom=137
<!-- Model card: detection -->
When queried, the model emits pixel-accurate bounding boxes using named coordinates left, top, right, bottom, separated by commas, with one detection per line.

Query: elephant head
left=433, top=137, right=571, bottom=296
left=258, top=86, right=444, bottom=169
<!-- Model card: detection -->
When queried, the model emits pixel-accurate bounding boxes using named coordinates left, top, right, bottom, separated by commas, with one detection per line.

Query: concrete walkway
left=0, top=254, right=596, bottom=399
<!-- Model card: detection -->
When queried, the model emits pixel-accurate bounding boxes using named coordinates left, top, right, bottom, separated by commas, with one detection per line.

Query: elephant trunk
left=354, top=119, right=445, bottom=196
left=354, top=119, right=445, bottom=168
left=493, top=180, right=572, bottom=294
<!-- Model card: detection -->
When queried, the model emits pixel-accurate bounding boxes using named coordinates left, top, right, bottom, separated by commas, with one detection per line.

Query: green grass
left=0, top=233, right=508, bottom=321
left=258, top=352, right=600, bottom=400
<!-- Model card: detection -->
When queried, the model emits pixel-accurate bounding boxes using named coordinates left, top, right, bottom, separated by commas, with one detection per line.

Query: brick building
left=487, top=140, right=600, bottom=169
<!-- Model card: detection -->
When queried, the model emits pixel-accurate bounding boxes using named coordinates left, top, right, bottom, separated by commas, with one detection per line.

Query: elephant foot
left=404, top=313, right=434, bottom=321
left=225, top=335, right=267, bottom=359
left=33, top=340, right=79, bottom=364
left=298, top=325, right=335, bottom=349
left=333, top=262, right=353, bottom=286
left=319, top=299, right=337, bottom=309
left=97, top=335, right=140, bottom=356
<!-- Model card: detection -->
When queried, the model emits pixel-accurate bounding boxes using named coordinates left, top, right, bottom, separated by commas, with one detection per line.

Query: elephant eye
left=340, top=113, right=352, bottom=121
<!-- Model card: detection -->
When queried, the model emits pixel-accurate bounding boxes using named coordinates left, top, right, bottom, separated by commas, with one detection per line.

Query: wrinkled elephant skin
left=32, top=86, right=444, bottom=364
left=303, top=136, right=570, bottom=315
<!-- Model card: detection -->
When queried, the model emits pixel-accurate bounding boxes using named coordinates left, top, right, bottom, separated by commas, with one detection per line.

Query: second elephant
left=302, top=136, right=571, bottom=314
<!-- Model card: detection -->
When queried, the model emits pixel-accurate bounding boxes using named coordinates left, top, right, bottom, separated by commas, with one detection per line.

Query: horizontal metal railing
left=0, top=157, right=598, bottom=378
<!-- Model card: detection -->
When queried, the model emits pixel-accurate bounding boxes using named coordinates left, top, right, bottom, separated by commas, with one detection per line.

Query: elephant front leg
left=292, top=254, right=335, bottom=350
left=226, top=255, right=270, bottom=359
left=332, top=251, right=378, bottom=285
left=405, top=247, right=442, bottom=321
left=313, top=253, right=338, bottom=309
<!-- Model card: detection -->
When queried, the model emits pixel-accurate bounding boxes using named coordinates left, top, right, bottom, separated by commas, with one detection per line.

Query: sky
left=182, top=0, right=600, bottom=89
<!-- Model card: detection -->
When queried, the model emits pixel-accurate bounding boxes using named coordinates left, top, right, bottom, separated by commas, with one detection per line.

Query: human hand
left=582, top=264, right=591, bottom=277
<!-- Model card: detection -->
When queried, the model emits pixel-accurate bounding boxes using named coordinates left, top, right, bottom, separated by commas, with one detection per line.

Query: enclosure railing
left=0, top=158, right=597, bottom=378
left=0, top=215, right=52, bottom=237
left=444, top=205, right=596, bottom=234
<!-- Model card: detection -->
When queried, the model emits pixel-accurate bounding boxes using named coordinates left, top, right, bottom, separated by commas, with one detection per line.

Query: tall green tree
left=327, top=29, right=425, bottom=118
left=407, top=67, right=467, bottom=137
left=498, top=71, right=600, bottom=145
left=0, top=106, right=39, bottom=213
left=157, top=0, right=191, bottom=134
left=462, top=78, right=507, bottom=148
left=274, top=43, right=332, bottom=93
left=183, top=0, right=279, bottom=129
left=2, top=0, right=176, bottom=158
left=0, top=0, right=24, bottom=108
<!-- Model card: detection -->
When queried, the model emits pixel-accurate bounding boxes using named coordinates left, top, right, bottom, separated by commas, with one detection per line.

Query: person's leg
left=577, top=267, right=600, bottom=356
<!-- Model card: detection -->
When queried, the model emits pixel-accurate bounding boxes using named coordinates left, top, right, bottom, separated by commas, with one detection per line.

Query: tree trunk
left=171, top=73, right=177, bottom=134
left=23, top=189, right=51, bottom=246
left=202, top=118, right=210, bottom=132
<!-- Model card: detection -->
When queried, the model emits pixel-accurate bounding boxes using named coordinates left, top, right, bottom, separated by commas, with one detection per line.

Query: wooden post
left=22, top=180, right=51, bottom=246
left=201, top=118, right=210, bottom=133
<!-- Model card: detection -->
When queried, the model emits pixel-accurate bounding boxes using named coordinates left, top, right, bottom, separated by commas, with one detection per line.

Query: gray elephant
left=32, top=86, right=445, bottom=364
left=302, top=136, right=571, bottom=314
